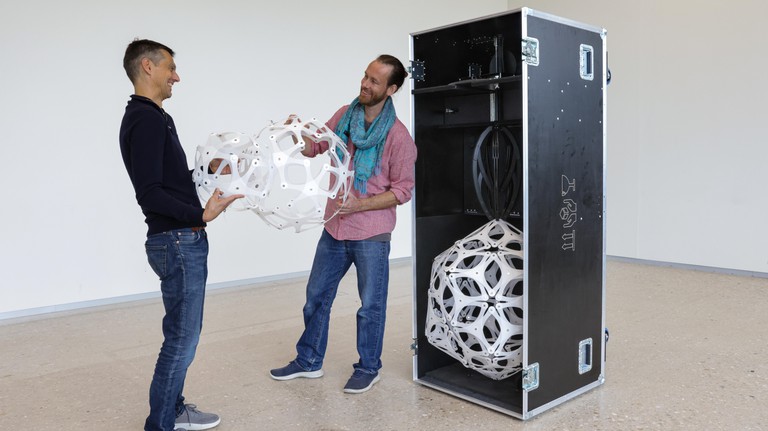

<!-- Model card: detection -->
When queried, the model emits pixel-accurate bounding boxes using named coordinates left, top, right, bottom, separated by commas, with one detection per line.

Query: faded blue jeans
left=143, top=228, right=209, bottom=431
left=295, top=229, right=391, bottom=375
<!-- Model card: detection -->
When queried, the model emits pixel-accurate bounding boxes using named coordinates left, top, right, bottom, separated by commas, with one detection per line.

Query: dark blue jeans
left=143, top=228, right=209, bottom=431
left=295, top=229, right=391, bottom=374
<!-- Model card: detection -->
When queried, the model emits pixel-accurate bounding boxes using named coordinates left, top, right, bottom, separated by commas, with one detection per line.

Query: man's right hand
left=202, top=188, right=244, bottom=222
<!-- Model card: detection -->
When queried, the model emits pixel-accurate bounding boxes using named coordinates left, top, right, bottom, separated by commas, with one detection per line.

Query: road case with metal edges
left=410, top=7, right=607, bottom=419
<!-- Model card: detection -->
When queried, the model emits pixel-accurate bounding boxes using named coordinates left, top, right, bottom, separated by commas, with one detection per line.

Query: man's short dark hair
left=376, top=54, right=407, bottom=91
left=123, top=39, right=175, bottom=84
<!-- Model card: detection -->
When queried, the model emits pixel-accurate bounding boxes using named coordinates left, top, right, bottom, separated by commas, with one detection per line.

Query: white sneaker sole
left=175, top=416, right=221, bottom=430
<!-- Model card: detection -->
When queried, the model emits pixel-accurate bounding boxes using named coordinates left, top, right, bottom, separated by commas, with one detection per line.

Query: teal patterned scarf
left=335, top=96, right=396, bottom=194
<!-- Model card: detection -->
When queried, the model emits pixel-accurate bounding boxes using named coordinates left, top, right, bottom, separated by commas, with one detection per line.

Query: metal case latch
left=579, top=44, right=594, bottom=81
left=521, top=37, right=539, bottom=66
left=409, top=60, right=426, bottom=81
left=522, top=362, right=540, bottom=391
left=578, top=338, right=593, bottom=374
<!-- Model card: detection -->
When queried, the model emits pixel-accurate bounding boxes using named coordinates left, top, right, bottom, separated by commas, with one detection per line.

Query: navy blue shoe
left=270, top=361, right=323, bottom=381
left=343, top=370, right=380, bottom=394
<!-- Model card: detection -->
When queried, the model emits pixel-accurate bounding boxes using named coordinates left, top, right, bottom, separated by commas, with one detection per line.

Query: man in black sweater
left=119, top=39, right=241, bottom=431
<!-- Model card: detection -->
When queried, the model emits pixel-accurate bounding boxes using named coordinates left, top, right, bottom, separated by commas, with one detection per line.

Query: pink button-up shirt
left=305, top=105, right=417, bottom=241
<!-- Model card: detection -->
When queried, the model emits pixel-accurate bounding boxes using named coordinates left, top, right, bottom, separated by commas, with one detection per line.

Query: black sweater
left=119, top=95, right=205, bottom=236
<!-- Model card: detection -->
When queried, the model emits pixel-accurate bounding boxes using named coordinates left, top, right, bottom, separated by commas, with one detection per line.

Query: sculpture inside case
left=426, top=219, right=524, bottom=381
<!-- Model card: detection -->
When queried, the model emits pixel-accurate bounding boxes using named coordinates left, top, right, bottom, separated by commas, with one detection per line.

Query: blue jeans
left=295, top=229, right=391, bottom=375
left=143, top=228, right=209, bottom=431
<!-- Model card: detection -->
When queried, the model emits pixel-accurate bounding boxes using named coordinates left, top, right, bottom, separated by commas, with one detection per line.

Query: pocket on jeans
left=175, top=231, right=201, bottom=243
left=145, top=244, right=168, bottom=279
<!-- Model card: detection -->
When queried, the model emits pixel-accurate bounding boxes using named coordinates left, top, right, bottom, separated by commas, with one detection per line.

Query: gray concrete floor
left=1, top=260, right=767, bottom=430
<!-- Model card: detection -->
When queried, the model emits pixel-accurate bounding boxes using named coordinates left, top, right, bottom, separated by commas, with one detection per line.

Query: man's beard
left=360, top=89, right=387, bottom=106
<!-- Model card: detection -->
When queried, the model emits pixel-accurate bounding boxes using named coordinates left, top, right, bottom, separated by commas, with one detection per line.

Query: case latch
left=522, top=362, right=540, bottom=391
left=521, top=37, right=539, bottom=66
left=578, top=338, right=593, bottom=374
left=579, top=44, right=594, bottom=81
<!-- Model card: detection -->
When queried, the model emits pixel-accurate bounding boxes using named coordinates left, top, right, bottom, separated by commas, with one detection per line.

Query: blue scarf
left=335, top=96, right=396, bottom=194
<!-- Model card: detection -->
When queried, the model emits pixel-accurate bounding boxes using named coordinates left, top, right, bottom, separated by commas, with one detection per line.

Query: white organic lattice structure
left=252, top=116, right=353, bottom=232
left=426, top=219, right=524, bottom=380
left=192, top=116, right=353, bottom=232
left=193, top=132, right=272, bottom=211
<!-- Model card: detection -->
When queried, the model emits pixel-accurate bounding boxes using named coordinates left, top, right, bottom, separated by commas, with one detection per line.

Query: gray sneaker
left=175, top=403, right=220, bottom=430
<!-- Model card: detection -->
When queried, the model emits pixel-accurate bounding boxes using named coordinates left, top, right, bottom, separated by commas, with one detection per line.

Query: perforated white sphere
left=426, top=219, right=524, bottom=380
left=193, top=132, right=272, bottom=211
left=252, top=116, right=353, bottom=232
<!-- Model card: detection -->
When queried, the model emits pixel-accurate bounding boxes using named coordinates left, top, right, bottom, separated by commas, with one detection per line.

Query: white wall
left=509, top=0, right=768, bottom=272
left=0, top=0, right=509, bottom=317
left=4, top=0, right=766, bottom=318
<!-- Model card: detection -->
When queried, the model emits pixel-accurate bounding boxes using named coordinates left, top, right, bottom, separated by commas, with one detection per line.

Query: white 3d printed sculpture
left=193, top=116, right=353, bottom=232
left=426, top=219, right=524, bottom=380
left=193, top=132, right=271, bottom=211
left=252, top=116, right=352, bottom=232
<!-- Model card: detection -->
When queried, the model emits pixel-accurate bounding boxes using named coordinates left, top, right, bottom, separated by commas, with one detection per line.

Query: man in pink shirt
left=270, top=55, right=417, bottom=394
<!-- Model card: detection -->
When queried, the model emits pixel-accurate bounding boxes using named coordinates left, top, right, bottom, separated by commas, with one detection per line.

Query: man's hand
left=334, top=191, right=399, bottom=215
left=336, top=194, right=361, bottom=214
left=285, top=114, right=328, bottom=157
left=202, top=188, right=244, bottom=222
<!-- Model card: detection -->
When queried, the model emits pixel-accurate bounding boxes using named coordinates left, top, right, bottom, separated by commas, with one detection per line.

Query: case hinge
left=410, top=339, right=418, bottom=355
left=521, top=37, right=539, bottom=66
left=522, top=362, right=540, bottom=391
left=409, top=60, right=426, bottom=81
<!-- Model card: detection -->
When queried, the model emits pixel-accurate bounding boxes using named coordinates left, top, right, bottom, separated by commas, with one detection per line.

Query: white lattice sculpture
left=426, top=219, right=524, bottom=380
left=193, top=132, right=272, bottom=211
left=252, top=116, right=353, bottom=232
